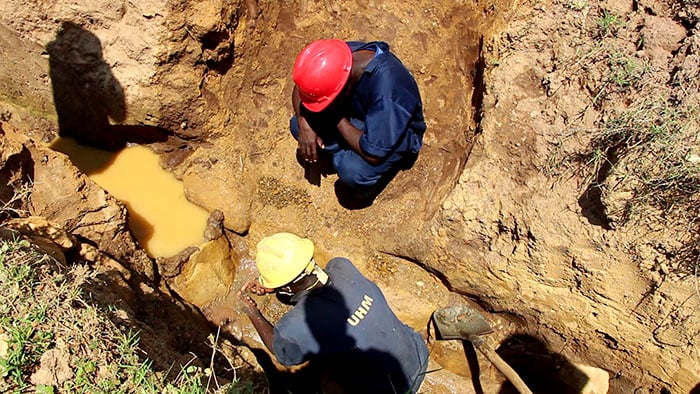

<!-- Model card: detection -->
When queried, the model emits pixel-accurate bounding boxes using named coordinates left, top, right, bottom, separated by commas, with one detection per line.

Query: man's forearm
left=292, top=86, right=302, bottom=116
left=336, top=118, right=379, bottom=164
left=246, top=310, right=276, bottom=353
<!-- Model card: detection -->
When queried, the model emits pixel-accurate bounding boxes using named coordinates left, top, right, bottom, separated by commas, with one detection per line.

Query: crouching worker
left=237, top=232, right=429, bottom=393
left=290, top=39, right=426, bottom=201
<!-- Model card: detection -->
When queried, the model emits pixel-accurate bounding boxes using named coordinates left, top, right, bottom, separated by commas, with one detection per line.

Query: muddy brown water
left=50, top=137, right=209, bottom=258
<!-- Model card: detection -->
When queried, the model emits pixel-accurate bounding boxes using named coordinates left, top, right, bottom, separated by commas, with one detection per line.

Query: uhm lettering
left=346, top=294, right=374, bottom=326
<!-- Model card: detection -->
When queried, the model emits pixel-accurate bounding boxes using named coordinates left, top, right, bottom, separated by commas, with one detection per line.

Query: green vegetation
left=0, top=238, right=55, bottom=391
left=583, top=98, right=699, bottom=221
left=589, top=50, right=648, bottom=108
left=545, top=3, right=700, bottom=276
left=608, top=53, right=643, bottom=88
left=596, top=9, right=624, bottom=38
left=0, top=236, right=252, bottom=393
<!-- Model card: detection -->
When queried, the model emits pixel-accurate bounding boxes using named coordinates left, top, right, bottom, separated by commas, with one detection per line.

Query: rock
left=168, top=236, right=236, bottom=308
left=641, top=15, right=686, bottom=53
left=188, top=0, right=224, bottom=37
left=3, top=216, right=76, bottom=250
left=560, top=363, right=610, bottom=394
left=30, top=348, right=73, bottom=386
left=183, top=155, right=253, bottom=235
left=158, top=246, right=199, bottom=278
left=203, top=209, right=225, bottom=240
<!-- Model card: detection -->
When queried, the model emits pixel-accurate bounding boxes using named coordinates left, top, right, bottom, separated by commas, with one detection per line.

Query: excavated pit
left=1, top=0, right=699, bottom=392
left=36, top=1, right=500, bottom=389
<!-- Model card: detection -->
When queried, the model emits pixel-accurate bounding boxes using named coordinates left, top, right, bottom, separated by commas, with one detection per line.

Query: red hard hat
left=293, top=39, right=352, bottom=112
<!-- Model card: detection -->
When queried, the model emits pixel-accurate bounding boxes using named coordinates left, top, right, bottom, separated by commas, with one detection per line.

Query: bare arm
left=244, top=305, right=276, bottom=352
left=292, top=86, right=324, bottom=163
left=291, top=84, right=302, bottom=117
left=336, top=117, right=380, bottom=165
left=237, top=282, right=275, bottom=352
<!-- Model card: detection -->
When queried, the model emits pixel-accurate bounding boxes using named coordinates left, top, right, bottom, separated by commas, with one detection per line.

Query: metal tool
left=433, top=304, right=533, bottom=394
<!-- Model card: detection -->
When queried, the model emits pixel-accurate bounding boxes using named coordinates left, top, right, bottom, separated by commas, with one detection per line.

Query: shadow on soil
left=79, top=266, right=269, bottom=390
left=47, top=21, right=172, bottom=152
left=494, top=334, right=589, bottom=394
left=576, top=146, right=618, bottom=230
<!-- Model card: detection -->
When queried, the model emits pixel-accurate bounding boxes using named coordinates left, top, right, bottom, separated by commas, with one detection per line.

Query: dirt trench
left=1, top=0, right=699, bottom=393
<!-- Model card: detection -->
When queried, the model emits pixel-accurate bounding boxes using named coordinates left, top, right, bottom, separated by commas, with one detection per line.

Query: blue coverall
left=291, top=41, right=426, bottom=191
left=272, top=257, right=429, bottom=393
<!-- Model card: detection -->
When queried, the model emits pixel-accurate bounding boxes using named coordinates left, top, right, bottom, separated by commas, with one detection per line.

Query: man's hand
left=236, top=280, right=277, bottom=352
left=237, top=280, right=273, bottom=316
left=241, top=280, right=273, bottom=296
left=298, top=115, right=324, bottom=163
left=237, top=289, right=260, bottom=317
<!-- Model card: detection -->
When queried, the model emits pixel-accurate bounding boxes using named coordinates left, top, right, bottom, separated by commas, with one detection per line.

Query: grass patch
left=589, top=51, right=648, bottom=108
left=582, top=98, right=699, bottom=218
left=596, top=9, right=625, bottom=38
left=608, top=53, right=644, bottom=88
left=569, top=96, right=700, bottom=276
left=542, top=2, right=700, bottom=277
left=0, top=236, right=253, bottom=393
left=0, top=238, right=56, bottom=391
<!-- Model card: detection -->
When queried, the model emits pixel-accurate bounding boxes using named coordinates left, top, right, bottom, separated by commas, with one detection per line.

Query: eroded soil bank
left=0, top=0, right=698, bottom=393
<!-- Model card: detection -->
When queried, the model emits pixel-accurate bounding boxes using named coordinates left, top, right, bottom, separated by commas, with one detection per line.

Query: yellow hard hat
left=255, top=232, right=315, bottom=288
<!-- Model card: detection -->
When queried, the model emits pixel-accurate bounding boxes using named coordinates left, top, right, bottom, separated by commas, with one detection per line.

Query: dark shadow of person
left=47, top=22, right=170, bottom=151
left=460, top=340, right=486, bottom=394
left=690, top=382, right=700, bottom=394
left=268, top=286, right=410, bottom=394
left=308, top=286, right=410, bottom=393
left=495, top=333, right=589, bottom=394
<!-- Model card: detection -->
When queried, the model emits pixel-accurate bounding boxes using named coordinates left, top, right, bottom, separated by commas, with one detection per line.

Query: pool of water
left=50, top=137, right=209, bottom=258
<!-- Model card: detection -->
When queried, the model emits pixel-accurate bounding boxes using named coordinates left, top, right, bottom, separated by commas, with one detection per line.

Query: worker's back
left=273, top=257, right=428, bottom=393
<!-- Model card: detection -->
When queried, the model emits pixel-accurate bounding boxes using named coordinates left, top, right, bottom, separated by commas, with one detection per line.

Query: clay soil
left=1, top=0, right=699, bottom=393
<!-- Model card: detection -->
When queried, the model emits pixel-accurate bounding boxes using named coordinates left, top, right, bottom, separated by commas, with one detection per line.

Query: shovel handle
left=472, top=338, right=533, bottom=394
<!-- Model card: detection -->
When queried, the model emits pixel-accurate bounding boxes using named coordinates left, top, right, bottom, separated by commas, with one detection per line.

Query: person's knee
left=335, top=160, right=380, bottom=189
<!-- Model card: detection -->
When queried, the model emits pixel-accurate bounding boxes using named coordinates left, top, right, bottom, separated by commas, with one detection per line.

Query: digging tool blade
left=433, top=304, right=533, bottom=394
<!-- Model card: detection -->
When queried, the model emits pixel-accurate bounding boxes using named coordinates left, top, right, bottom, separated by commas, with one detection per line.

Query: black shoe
left=334, top=181, right=378, bottom=210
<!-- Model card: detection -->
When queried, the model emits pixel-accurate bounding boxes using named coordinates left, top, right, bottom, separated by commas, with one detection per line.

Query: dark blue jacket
left=273, top=257, right=429, bottom=393
left=346, top=41, right=426, bottom=159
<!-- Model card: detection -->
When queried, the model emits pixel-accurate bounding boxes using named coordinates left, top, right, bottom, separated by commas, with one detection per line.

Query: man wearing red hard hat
left=290, top=39, right=426, bottom=203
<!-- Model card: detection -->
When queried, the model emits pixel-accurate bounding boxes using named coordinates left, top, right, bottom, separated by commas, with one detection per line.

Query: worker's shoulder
left=326, top=256, right=358, bottom=274
left=346, top=40, right=390, bottom=52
